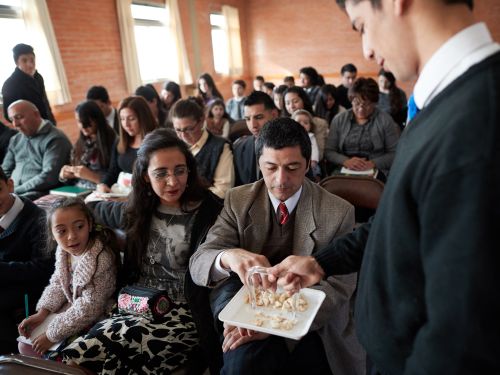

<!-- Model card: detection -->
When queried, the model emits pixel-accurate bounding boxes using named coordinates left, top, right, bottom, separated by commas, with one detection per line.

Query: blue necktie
left=407, top=94, right=420, bottom=123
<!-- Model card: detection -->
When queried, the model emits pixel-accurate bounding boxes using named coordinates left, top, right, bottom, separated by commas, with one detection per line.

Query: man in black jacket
left=270, top=1, right=500, bottom=374
left=1, top=43, right=56, bottom=125
left=0, top=167, right=53, bottom=353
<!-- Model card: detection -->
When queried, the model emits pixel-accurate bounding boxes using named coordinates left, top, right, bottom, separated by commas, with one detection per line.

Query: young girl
left=292, top=109, right=322, bottom=179
left=197, top=72, right=223, bottom=106
left=205, top=99, right=231, bottom=139
left=18, top=197, right=119, bottom=357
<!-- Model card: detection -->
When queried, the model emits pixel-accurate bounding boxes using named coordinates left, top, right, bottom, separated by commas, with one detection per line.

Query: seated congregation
left=0, top=46, right=404, bottom=374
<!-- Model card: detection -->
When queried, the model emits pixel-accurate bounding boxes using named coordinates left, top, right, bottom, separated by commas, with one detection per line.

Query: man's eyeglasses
left=174, top=122, right=200, bottom=134
left=151, top=166, right=189, bottom=181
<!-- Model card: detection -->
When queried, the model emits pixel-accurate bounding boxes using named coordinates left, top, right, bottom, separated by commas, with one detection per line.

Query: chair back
left=319, top=175, right=385, bottom=222
left=228, top=120, right=251, bottom=143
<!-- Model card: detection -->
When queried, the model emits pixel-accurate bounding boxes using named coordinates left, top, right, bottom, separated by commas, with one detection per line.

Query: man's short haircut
left=0, top=167, right=8, bottom=182
left=284, top=76, right=295, bottom=84
left=336, top=0, right=472, bottom=10
left=86, top=85, right=110, bottom=103
left=233, top=79, right=246, bottom=89
left=255, top=75, right=265, bottom=82
left=255, top=117, right=311, bottom=165
left=13, top=43, right=34, bottom=63
left=348, top=77, right=380, bottom=103
left=263, top=82, right=275, bottom=91
left=243, top=91, right=277, bottom=111
left=340, top=63, right=358, bottom=75
left=170, top=98, right=205, bottom=122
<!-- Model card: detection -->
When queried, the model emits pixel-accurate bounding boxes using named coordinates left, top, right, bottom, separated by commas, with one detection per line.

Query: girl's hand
left=59, top=165, right=75, bottom=180
left=72, top=165, right=89, bottom=179
left=32, top=333, right=54, bottom=355
left=18, top=310, right=50, bottom=338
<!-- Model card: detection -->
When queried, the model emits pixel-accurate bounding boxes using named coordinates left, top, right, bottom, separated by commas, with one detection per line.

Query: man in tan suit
left=189, top=118, right=364, bottom=375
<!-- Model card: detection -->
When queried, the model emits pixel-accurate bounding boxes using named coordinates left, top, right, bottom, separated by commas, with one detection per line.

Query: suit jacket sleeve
left=189, top=189, right=241, bottom=287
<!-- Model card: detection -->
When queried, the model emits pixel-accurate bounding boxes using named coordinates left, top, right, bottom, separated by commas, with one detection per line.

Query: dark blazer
left=233, top=135, right=258, bottom=186
left=0, top=122, right=16, bottom=164
left=0, top=197, right=54, bottom=311
left=2, top=68, right=56, bottom=124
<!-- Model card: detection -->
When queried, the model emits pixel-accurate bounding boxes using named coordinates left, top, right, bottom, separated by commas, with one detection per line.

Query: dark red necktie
left=278, top=202, right=289, bottom=225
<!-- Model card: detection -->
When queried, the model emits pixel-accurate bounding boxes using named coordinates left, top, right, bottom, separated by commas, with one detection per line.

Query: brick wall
left=2, top=0, right=498, bottom=142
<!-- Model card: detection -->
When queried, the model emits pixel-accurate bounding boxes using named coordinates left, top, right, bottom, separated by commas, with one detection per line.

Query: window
left=210, top=6, right=243, bottom=76
left=0, top=0, right=71, bottom=105
left=0, top=0, right=28, bottom=91
left=131, top=3, right=178, bottom=83
left=210, top=13, right=230, bottom=75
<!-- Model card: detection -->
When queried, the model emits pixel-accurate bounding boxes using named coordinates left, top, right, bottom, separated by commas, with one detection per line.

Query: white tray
left=219, top=286, right=325, bottom=340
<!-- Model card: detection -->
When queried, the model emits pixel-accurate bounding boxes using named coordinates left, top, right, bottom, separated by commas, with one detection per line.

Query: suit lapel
left=293, top=180, right=316, bottom=256
left=244, top=183, right=271, bottom=253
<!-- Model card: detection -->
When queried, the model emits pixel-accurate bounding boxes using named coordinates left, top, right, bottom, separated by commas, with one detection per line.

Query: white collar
left=414, top=22, right=500, bottom=109
left=0, top=194, right=24, bottom=230
left=106, top=107, right=116, bottom=128
left=267, top=186, right=303, bottom=216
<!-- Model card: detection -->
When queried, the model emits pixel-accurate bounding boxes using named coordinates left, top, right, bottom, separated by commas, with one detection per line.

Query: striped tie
left=278, top=202, right=289, bottom=225
left=407, top=94, right=420, bottom=123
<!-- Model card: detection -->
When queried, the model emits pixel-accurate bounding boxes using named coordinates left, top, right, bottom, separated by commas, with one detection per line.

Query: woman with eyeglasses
left=97, top=96, right=157, bottom=193
left=62, top=128, right=224, bottom=374
left=325, top=77, right=400, bottom=179
left=58, top=100, right=116, bottom=189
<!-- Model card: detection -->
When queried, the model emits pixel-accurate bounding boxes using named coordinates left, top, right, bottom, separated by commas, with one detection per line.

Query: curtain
left=222, top=5, right=243, bottom=76
left=116, top=0, right=141, bottom=93
left=166, top=0, right=192, bottom=85
left=21, top=0, right=71, bottom=105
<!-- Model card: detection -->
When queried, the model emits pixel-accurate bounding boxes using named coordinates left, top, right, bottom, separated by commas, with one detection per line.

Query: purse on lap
left=117, top=285, right=173, bottom=322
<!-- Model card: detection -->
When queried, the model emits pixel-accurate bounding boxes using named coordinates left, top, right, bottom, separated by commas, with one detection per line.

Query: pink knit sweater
left=36, top=239, right=117, bottom=343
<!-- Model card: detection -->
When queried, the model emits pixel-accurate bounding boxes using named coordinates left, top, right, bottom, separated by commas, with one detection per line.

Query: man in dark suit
left=270, top=1, right=500, bottom=374
left=1, top=43, right=56, bottom=125
left=190, top=118, right=364, bottom=375
left=233, top=91, right=279, bottom=186
left=336, top=63, right=357, bottom=109
left=0, top=167, right=53, bottom=354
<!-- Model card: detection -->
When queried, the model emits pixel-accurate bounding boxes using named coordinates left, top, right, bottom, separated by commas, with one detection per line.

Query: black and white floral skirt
left=62, top=303, right=198, bottom=375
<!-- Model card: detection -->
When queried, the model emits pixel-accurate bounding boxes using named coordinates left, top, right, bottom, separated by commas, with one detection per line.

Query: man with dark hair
left=190, top=118, right=363, bottom=375
left=1, top=43, right=56, bottom=124
left=300, top=66, right=322, bottom=104
left=337, top=63, right=358, bottom=109
left=86, top=85, right=119, bottom=133
left=233, top=91, right=279, bottom=186
left=270, top=1, right=500, bottom=374
left=0, top=166, right=53, bottom=354
left=2, top=100, right=71, bottom=200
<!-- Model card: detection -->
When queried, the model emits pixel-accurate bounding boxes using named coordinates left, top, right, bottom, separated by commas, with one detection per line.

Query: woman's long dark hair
left=124, top=128, right=207, bottom=276
left=314, top=84, right=341, bottom=125
left=379, top=69, right=406, bottom=124
left=282, top=86, right=315, bottom=117
left=73, top=100, right=116, bottom=168
left=117, top=96, right=158, bottom=154
left=198, top=73, right=223, bottom=102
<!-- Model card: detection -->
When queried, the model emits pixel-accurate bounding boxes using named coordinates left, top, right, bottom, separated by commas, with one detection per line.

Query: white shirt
left=0, top=194, right=24, bottom=230
left=106, top=108, right=116, bottom=129
left=414, top=22, right=500, bottom=110
left=210, top=186, right=303, bottom=281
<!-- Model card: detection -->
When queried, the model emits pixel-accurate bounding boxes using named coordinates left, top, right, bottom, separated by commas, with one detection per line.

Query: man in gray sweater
left=1, top=100, right=71, bottom=200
